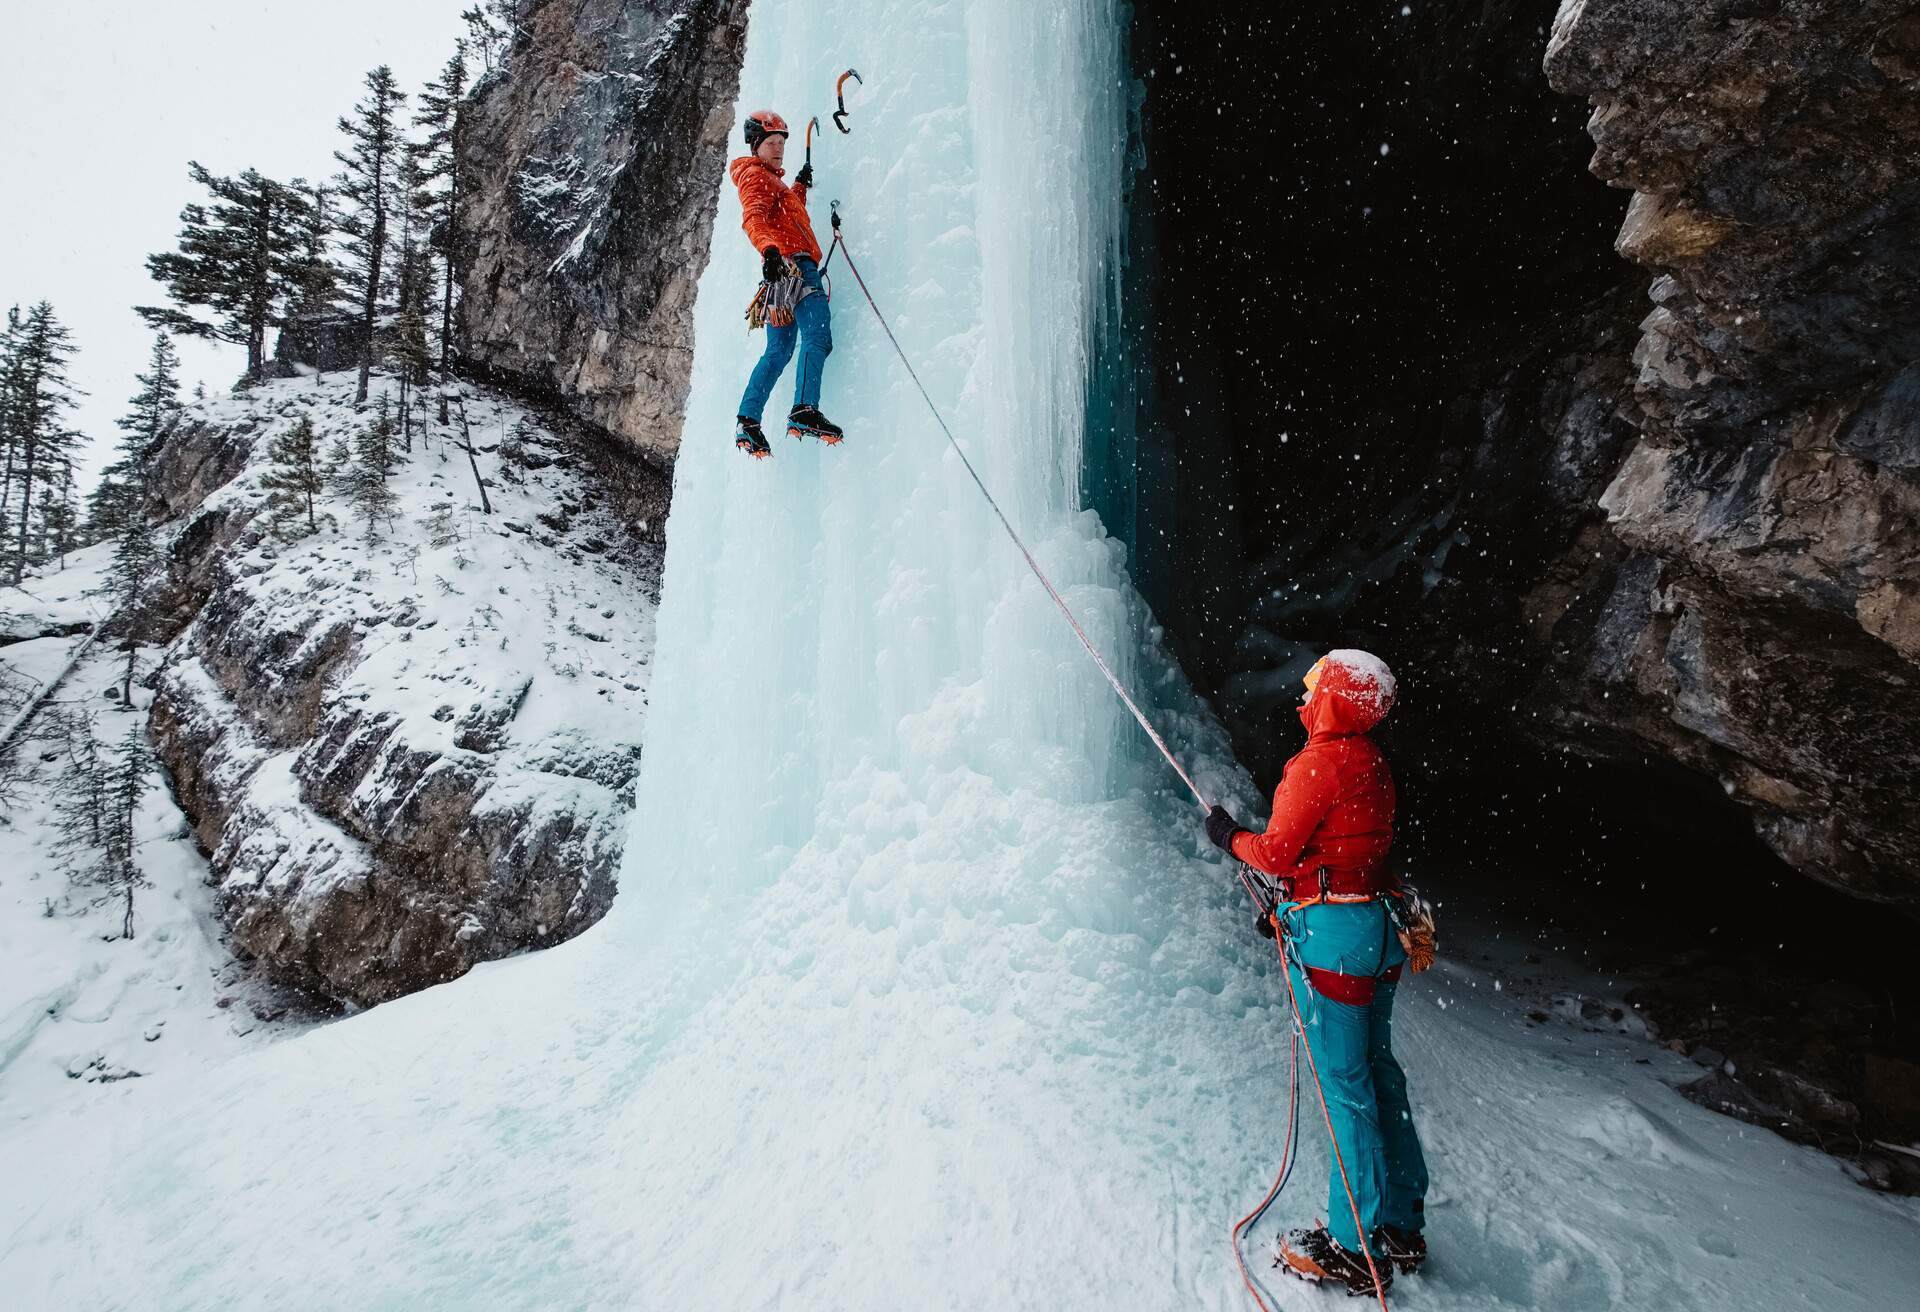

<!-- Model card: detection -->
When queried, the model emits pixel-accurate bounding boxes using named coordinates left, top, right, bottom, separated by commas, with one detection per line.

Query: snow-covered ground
left=0, top=545, right=112, bottom=644
left=0, top=548, right=308, bottom=1123
left=2, top=360, right=662, bottom=1123
left=3, top=865, right=1916, bottom=1309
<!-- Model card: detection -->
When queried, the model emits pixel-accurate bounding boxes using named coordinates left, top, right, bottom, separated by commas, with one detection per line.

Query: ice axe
left=833, top=69, right=862, bottom=133
left=804, top=115, right=820, bottom=168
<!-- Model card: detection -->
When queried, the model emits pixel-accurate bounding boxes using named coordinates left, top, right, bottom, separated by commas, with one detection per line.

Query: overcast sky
left=0, top=1, right=468, bottom=489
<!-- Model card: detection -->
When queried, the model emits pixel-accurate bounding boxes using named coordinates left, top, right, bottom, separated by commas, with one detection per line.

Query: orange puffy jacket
left=729, top=155, right=823, bottom=265
left=1230, top=654, right=1397, bottom=895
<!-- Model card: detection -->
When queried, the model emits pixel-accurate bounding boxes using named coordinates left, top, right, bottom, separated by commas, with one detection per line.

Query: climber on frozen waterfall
left=731, top=108, right=842, bottom=458
left=1206, top=649, right=1430, bottom=1300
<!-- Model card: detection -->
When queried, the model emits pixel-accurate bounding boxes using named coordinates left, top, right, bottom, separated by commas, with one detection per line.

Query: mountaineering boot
left=1276, top=1225, right=1393, bottom=1299
left=735, top=416, right=772, bottom=460
left=1370, top=1224, right=1427, bottom=1276
left=786, top=404, right=844, bottom=445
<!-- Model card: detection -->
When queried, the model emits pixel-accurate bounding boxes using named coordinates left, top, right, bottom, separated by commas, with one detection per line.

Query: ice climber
left=731, top=109, right=842, bottom=458
left=1205, top=649, right=1429, bottom=1300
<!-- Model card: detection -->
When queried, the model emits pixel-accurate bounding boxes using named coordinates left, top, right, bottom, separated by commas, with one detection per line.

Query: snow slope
left=0, top=549, right=306, bottom=1124
left=1, top=3, right=1917, bottom=1309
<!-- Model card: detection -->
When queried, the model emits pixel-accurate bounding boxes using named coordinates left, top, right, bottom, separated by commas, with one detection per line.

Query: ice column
left=619, top=0, right=1145, bottom=919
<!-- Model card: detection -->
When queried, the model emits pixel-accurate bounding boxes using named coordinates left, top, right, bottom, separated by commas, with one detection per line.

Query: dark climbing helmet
left=743, top=110, right=790, bottom=150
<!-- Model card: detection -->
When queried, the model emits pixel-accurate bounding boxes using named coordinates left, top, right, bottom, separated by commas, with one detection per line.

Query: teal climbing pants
left=1278, top=898, right=1429, bottom=1253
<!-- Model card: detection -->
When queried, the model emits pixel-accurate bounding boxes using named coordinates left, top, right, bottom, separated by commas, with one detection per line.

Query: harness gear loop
left=830, top=219, right=1210, bottom=813
left=833, top=69, right=862, bottom=133
left=744, top=255, right=804, bottom=330
left=1386, top=888, right=1439, bottom=973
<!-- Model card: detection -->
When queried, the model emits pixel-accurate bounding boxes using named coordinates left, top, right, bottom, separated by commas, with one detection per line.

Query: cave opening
left=1115, top=0, right=1920, bottom=1174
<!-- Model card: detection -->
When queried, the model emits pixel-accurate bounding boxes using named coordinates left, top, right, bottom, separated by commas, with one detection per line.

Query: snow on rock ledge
left=146, top=374, right=663, bottom=1006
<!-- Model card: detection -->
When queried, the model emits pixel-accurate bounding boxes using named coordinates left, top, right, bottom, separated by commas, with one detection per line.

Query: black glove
left=1255, top=911, right=1276, bottom=939
left=761, top=245, right=785, bottom=283
left=795, top=162, right=814, bottom=188
left=1205, top=805, right=1244, bottom=853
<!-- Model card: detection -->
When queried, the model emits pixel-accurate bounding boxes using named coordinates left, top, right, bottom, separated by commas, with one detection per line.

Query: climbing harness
left=832, top=68, right=862, bottom=134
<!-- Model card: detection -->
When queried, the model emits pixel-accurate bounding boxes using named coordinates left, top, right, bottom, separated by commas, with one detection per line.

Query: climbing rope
left=830, top=226, right=1211, bottom=813
left=1230, top=1021, right=1300, bottom=1311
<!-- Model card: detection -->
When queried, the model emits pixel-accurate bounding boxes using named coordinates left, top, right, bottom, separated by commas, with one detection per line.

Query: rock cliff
left=143, top=374, right=665, bottom=1005
left=1128, top=0, right=1919, bottom=913
left=455, top=0, right=752, bottom=463
left=1539, top=0, right=1920, bottom=905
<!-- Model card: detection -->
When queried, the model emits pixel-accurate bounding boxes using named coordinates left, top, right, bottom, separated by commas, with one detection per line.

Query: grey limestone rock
left=454, top=0, right=752, bottom=463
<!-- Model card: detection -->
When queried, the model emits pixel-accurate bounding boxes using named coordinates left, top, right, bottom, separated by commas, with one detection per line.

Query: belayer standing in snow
left=1207, top=650, right=1430, bottom=1300
left=731, top=109, right=842, bottom=458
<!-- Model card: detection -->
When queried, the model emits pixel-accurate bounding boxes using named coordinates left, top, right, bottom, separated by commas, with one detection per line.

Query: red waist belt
left=1304, top=962, right=1403, bottom=1006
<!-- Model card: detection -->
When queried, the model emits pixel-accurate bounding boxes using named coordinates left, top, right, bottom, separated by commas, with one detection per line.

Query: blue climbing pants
left=1279, top=899, right=1429, bottom=1253
left=738, top=256, right=832, bottom=423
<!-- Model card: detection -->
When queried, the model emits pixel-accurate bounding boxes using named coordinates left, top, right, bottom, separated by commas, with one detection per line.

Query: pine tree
left=413, top=49, right=470, bottom=385
left=284, top=179, right=343, bottom=360
left=90, top=333, right=183, bottom=540
left=258, top=414, right=331, bottom=539
left=51, top=708, right=109, bottom=874
left=136, top=163, right=310, bottom=382
left=334, top=66, right=408, bottom=405
left=392, top=148, right=437, bottom=452
left=103, top=721, right=152, bottom=939
left=392, top=297, right=433, bottom=454
left=118, top=332, right=183, bottom=466
left=36, top=463, right=78, bottom=565
left=0, top=306, right=26, bottom=550
left=4, top=302, right=85, bottom=584
left=109, top=493, right=158, bottom=705
left=336, top=394, right=402, bottom=539
left=460, top=3, right=518, bottom=74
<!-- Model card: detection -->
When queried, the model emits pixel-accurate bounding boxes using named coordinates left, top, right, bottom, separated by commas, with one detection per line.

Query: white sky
left=0, top=1, right=468, bottom=490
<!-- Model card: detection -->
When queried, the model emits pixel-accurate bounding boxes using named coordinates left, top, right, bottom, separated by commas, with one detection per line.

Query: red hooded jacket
left=1230, top=653, right=1397, bottom=895
left=729, top=155, right=823, bottom=265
